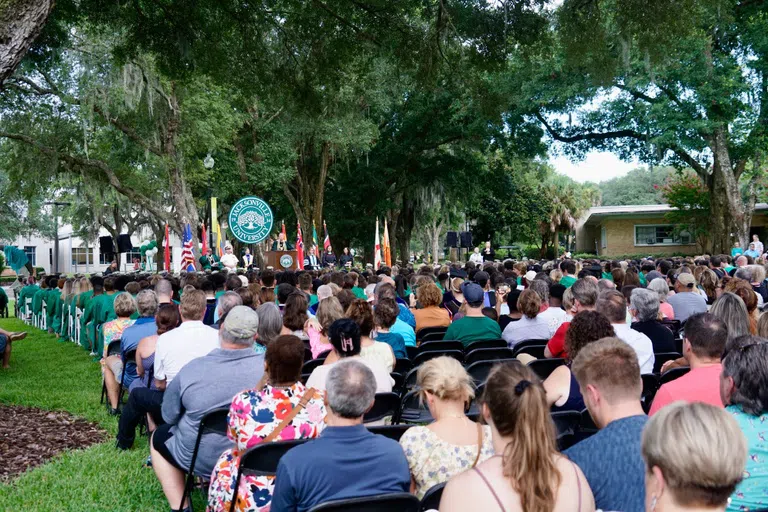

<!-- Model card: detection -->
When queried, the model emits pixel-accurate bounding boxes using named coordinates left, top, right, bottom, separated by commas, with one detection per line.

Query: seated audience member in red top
left=648, top=312, right=727, bottom=415
left=545, top=278, right=598, bottom=359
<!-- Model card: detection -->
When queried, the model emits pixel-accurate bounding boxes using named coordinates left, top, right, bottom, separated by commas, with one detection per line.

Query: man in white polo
left=596, top=290, right=655, bottom=374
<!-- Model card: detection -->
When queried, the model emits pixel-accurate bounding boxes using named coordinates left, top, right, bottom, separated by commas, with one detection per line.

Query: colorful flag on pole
left=201, top=223, right=208, bottom=255
left=281, top=220, right=286, bottom=238
left=181, top=223, right=196, bottom=272
left=374, top=217, right=382, bottom=270
left=211, top=197, right=223, bottom=257
left=312, top=220, right=319, bottom=248
left=383, top=218, right=391, bottom=267
left=323, top=221, right=331, bottom=251
left=296, top=221, right=305, bottom=270
left=164, top=224, right=171, bottom=271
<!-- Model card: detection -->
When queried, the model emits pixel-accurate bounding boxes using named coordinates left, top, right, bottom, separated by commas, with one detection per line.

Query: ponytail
left=483, top=363, right=561, bottom=512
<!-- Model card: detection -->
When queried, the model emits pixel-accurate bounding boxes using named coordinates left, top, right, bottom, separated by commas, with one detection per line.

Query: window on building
left=99, top=251, right=116, bottom=265
left=123, top=251, right=142, bottom=269
left=601, top=226, right=607, bottom=249
left=634, top=225, right=693, bottom=246
left=23, top=246, right=36, bottom=266
left=71, top=247, right=94, bottom=266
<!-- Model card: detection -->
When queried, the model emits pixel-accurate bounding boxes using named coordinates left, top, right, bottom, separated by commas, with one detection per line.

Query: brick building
left=575, top=204, right=768, bottom=257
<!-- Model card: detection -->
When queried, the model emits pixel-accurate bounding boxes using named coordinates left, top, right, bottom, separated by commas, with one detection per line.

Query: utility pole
left=44, top=201, right=72, bottom=274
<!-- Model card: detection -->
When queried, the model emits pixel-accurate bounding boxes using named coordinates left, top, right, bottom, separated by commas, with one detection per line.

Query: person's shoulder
left=399, top=425, right=427, bottom=447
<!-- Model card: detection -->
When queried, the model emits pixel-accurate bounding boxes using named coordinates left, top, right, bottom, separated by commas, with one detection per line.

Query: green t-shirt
left=444, top=316, right=502, bottom=348
left=601, top=272, right=613, bottom=281
left=309, top=294, right=319, bottom=307
left=560, top=275, right=577, bottom=288
left=351, top=287, right=367, bottom=300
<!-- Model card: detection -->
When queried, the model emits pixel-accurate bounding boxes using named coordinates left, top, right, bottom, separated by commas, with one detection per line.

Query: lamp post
left=44, top=201, right=72, bottom=274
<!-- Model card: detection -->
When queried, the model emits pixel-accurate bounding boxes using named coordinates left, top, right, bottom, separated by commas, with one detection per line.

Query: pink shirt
left=659, top=302, right=674, bottom=319
left=649, top=364, right=723, bottom=416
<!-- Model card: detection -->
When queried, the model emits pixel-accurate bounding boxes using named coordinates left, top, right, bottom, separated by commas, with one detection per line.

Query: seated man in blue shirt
left=271, top=359, right=410, bottom=512
left=118, top=290, right=159, bottom=388
left=564, top=337, right=648, bottom=512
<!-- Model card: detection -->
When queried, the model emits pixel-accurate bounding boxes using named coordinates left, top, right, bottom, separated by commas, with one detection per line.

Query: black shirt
left=631, top=320, right=676, bottom=354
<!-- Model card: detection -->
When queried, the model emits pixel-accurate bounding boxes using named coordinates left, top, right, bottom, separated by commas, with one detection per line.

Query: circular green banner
left=228, top=196, right=274, bottom=244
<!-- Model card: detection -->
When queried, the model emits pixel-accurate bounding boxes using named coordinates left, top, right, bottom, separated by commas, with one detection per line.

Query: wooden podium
left=265, top=250, right=300, bottom=270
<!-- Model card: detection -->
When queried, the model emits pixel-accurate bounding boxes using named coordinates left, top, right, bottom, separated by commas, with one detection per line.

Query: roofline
left=580, top=203, right=768, bottom=225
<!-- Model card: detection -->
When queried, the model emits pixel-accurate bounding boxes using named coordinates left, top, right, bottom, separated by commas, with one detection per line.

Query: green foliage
left=597, top=167, right=674, bottom=206
left=662, top=172, right=711, bottom=249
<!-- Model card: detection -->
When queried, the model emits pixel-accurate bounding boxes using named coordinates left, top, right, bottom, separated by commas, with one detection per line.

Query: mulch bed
left=0, top=404, right=107, bottom=481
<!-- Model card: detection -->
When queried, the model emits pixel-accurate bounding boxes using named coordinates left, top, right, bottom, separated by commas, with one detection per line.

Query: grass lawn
left=0, top=312, right=206, bottom=512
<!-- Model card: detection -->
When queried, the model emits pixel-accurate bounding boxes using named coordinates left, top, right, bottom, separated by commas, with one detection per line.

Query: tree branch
left=311, top=0, right=381, bottom=45
left=92, top=104, right=163, bottom=157
left=0, top=131, right=169, bottom=222
left=535, top=112, right=644, bottom=143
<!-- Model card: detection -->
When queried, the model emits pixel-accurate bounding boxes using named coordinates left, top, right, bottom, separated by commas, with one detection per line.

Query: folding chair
left=390, top=372, right=405, bottom=395
left=412, top=349, right=463, bottom=368
left=24, top=298, right=33, bottom=324
left=364, top=393, right=401, bottom=424
left=404, top=367, right=419, bottom=390
left=551, top=410, right=581, bottom=451
left=512, top=342, right=547, bottom=359
left=41, top=303, right=47, bottom=331
left=316, top=349, right=332, bottom=360
left=466, top=360, right=517, bottom=386
left=406, top=345, right=418, bottom=360
left=579, top=408, right=599, bottom=437
left=398, top=390, right=433, bottom=424
left=304, top=346, right=313, bottom=362
left=229, top=440, right=308, bottom=512
left=394, top=358, right=412, bottom=375
left=100, top=340, right=122, bottom=406
left=465, top=383, right=484, bottom=421
left=653, top=352, right=682, bottom=375
left=416, top=340, right=463, bottom=354
left=641, top=374, right=660, bottom=413
left=464, top=347, right=515, bottom=366
left=367, top=424, right=413, bottom=442
left=181, top=407, right=230, bottom=512
left=416, top=326, right=448, bottom=343
left=308, top=493, right=420, bottom=512
left=302, top=358, right=326, bottom=375
left=464, top=338, right=506, bottom=352
left=118, top=348, right=137, bottom=407
left=659, top=366, right=690, bottom=385
left=420, top=482, right=446, bottom=512
left=527, top=358, right=566, bottom=380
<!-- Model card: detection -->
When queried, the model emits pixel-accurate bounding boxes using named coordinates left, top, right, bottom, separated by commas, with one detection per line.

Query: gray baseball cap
left=221, top=305, right=259, bottom=338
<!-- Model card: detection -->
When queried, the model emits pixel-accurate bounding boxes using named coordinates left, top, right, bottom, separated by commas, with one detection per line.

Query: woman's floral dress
left=206, top=383, right=326, bottom=512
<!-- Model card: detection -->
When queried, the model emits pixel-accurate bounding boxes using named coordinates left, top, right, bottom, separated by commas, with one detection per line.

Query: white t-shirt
left=220, top=253, right=238, bottom=270
left=469, top=252, right=484, bottom=266
left=154, top=320, right=220, bottom=383
left=305, top=356, right=394, bottom=392
left=538, top=306, right=567, bottom=337
left=502, top=316, right=552, bottom=347
left=613, top=323, right=655, bottom=375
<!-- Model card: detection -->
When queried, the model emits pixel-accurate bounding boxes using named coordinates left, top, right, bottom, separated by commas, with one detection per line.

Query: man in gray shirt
left=150, top=306, right=264, bottom=512
left=667, top=273, right=708, bottom=323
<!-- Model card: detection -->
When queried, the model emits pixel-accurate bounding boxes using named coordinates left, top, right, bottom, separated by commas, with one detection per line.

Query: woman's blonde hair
left=549, top=269, right=562, bottom=283
left=317, top=296, right=344, bottom=333
left=757, top=311, right=768, bottom=338
left=562, top=287, right=574, bottom=312
left=417, top=356, right=474, bottom=404
left=642, top=402, right=747, bottom=508
left=114, top=292, right=137, bottom=318
left=482, top=362, right=560, bottom=512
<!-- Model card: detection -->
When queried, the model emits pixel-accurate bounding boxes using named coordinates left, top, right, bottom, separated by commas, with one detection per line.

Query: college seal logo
left=228, top=196, right=274, bottom=244
left=279, top=254, right=294, bottom=269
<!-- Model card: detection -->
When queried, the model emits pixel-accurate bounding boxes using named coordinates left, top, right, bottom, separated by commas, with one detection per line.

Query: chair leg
left=100, top=380, right=106, bottom=405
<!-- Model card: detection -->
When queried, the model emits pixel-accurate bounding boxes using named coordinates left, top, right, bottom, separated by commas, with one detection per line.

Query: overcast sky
left=549, top=151, right=641, bottom=184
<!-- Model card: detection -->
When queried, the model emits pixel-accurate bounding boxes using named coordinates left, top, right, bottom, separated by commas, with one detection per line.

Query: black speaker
left=446, top=231, right=458, bottom=247
left=99, top=236, right=115, bottom=254
left=116, top=234, right=133, bottom=253
left=460, top=231, right=473, bottom=248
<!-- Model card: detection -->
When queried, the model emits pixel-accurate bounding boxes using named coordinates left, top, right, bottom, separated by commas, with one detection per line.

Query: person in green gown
left=46, top=277, right=63, bottom=335
left=32, top=278, right=48, bottom=326
left=80, top=276, right=103, bottom=353
left=17, top=276, right=38, bottom=318
left=58, top=279, right=74, bottom=341
left=1, top=245, right=35, bottom=277
left=199, top=248, right=220, bottom=270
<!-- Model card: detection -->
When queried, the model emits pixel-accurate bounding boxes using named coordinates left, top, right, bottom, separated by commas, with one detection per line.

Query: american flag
left=181, top=223, right=196, bottom=272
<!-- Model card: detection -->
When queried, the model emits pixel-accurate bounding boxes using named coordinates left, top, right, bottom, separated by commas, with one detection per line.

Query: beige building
left=575, top=203, right=768, bottom=257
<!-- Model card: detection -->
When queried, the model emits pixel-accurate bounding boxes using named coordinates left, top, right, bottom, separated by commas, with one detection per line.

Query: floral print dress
left=399, top=424, right=495, bottom=499
left=207, top=383, right=326, bottom=512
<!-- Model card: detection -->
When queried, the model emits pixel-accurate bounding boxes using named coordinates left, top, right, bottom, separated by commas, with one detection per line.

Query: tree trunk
left=396, top=195, right=415, bottom=266
left=284, top=140, right=333, bottom=251
left=0, top=0, right=54, bottom=85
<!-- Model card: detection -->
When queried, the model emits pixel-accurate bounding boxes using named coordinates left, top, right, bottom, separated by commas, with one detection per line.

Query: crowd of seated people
left=12, top=249, right=768, bottom=512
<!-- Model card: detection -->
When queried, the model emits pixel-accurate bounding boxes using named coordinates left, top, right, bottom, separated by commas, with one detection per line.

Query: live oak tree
left=0, top=0, right=54, bottom=85
left=524, top=0, right=768, bottom=252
